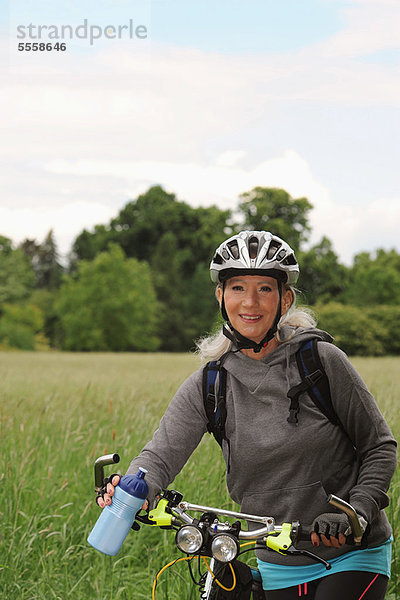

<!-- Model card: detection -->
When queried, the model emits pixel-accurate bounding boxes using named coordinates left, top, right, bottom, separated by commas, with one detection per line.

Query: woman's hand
left=310, top=511, right=368, bottom=549
left=97, top=474, right=120, bottom=508
left=310, top=513, right=349, bottom=549
left=96, top=475, right=148, bottom=511
left=311, top=530, right=346, bottom=549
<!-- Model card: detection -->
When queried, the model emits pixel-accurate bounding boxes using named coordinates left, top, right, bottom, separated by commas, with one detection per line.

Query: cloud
left=3, top=8, right=399, bottom=165
left=0, top=201, right=116, bottom=260
left=308, top=192, right=400, bottom=263
left=42, top=148, right=329, bottom=207
left=1, top=0, right=399, bottom=265
left=215, top=151, right=248, bottom=168
left=318, top=0, right=400, bottom=58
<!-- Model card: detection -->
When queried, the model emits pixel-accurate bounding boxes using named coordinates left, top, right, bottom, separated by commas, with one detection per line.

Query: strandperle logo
left=16, top=19, right=148, bottom=46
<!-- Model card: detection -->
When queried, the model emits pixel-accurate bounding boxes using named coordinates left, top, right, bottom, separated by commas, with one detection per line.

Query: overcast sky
left=1, top=0, right=399, bottom=264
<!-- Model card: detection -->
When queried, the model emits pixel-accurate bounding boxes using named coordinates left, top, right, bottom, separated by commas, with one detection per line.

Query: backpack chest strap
left=287, top=368, right=324, bottom=424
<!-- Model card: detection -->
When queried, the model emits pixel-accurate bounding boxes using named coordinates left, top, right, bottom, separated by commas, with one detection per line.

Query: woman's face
left=217, top=275, right=292, bottom=345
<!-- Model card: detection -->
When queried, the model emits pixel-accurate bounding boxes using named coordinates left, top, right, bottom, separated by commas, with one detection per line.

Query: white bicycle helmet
left=210, top=231, right=299, bottom=285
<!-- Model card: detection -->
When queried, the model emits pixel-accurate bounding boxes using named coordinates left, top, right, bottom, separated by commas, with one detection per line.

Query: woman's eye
left=260, top=286, right=272, bottom=292
left=232, top=285, right=244, bottom=291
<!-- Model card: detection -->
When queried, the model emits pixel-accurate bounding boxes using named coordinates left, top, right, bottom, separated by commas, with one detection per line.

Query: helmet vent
left=222, top=248, right=230, bottom=260
left=213, top=253, right=224, bottom=265
left=227, top=240, right=240, bottom=260
left=282, top=253, right=297, bottom=266
left=266, top=239, right=281, bottom=259
left=248, top=237, right=259, bottom=259
left=277, top=249, right=287, bottom=260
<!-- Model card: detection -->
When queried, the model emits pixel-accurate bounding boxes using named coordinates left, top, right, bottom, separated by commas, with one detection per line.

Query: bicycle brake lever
left=135, top=512, right=153, bottom=525
left=281, top=547, right=332, bottom=570
left=136, top=499, right=174, bottom=528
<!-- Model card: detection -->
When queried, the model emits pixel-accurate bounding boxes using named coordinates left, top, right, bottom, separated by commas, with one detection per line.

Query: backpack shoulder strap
left=288, top=339, right=344, bottom=432
left=202, top=360, right=227, bottom=448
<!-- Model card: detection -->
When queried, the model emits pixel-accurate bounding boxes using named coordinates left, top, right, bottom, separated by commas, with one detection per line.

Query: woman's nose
left=242, top=290, right=258, bottom=306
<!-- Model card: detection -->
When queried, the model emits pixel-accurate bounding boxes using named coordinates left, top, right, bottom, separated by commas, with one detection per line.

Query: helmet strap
left=221, top=283, right=282, bottom=354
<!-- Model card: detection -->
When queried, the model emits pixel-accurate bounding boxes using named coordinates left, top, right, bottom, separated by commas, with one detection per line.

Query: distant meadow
left=1, top=352, right=399, bottom=599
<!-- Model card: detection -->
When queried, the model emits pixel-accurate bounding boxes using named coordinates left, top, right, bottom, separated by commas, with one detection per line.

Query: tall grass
left=0, top=352, right=398, bottom=599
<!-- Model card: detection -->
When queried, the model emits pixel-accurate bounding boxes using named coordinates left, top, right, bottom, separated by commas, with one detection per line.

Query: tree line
left=1, top=185, right=399, bottom=356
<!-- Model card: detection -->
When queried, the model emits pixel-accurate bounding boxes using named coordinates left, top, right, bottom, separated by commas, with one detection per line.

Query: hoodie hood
left=277, top=325, right=333, bottom=349
left=222, top=327, right=333, bottom=395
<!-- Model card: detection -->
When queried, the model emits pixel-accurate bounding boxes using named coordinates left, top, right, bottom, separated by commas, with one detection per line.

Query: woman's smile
left=239, top=314, right=263, bottom=322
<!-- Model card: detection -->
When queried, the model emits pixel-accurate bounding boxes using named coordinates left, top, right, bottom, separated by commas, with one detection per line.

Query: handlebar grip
left=295, top=496, right=364, bottom=545
left=295, top=524, right=357, bottom=546
left=328, top=494, right=363, bottom=544
left=296, top=524, right=313, bottom=543
left=94, top=453, right=120, bottom=493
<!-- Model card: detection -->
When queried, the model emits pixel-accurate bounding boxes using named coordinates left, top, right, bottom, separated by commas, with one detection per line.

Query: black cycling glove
left=95, top=473, right=120, bottom=506
left=312, top=512, right=368, bottom=539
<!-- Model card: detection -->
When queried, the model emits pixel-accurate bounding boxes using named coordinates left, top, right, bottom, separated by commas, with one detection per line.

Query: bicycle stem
left=174, top=502, right=279, bottom=540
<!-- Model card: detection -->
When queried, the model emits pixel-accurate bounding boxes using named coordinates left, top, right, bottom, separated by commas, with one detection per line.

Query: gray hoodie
left=127, top=327, right=397, bottom=565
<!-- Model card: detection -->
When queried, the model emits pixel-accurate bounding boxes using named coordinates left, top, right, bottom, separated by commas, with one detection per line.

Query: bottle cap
left=119, top=469, right=148, bottom=498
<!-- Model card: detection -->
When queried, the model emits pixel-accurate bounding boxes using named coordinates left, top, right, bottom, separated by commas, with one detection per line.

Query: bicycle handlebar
left=176, top=501, right=275, bottom=528
left=173, top=503, right=276, bottom=540
left=170, top=494, right=363, bottom=544
left=91, top=454, right=364, bottom=564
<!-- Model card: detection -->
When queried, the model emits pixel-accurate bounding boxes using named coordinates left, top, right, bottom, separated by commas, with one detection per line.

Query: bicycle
left=91, top=454, right=364, bottom=600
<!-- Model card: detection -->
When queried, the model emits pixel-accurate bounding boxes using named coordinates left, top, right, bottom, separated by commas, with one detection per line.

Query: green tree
left=298, top=237, right=349, bottom=305
left=69, top=224, right=114, bottom=267
left=0, top=236, right=13, bottom=254
left=0, top=236, right=35, bottom=307
left=57, top=245, right=160, bottom=351
left=29, top=288, right=61, bottom=348
left=36, top=230, right=63, bottom=289
left=150, top=232, right=187, bottom=351
left=20, top=230, right=64, bottom=289
left=0, top=303, right=46, bottom=350
left=315, top=302, right=386, bottom=356
left=72, top=186, right=231, bottom=274
left=70, top=186, right=231, bottom=350
left=184, top=263, right=220, bottom=344
left=370, top=305, right=400, bottom=355
left=343, top=249, right=400, bottom=306
left=237, top=187, right=312, bottom=252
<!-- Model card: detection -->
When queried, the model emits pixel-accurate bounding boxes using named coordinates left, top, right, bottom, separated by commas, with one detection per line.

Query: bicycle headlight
left=175, top=525, right=204, bottom=554
left=211, top=534, right=239, bottom=563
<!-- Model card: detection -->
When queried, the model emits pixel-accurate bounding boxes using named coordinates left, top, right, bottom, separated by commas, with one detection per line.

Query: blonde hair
left=195, top=286, right=316, bottom=363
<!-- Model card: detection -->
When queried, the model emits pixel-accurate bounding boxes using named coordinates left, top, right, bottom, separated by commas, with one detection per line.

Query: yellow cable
left=152, top=556, right=195, bottom=600
left=152, top=548, right=245, bottom=598
left=240, top=541, right=257, bottom=549
left=202, top=557, right=236, bottom=592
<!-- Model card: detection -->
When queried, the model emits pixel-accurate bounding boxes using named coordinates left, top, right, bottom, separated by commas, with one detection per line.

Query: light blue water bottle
left=87, top=468, right=148, bottom=556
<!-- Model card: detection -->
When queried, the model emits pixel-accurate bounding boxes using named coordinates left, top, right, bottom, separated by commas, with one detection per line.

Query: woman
left=99, top=230, right=397, bottom=599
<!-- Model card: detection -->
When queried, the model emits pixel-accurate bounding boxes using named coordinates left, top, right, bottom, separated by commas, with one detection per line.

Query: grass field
left=1, top=352, right=399, bottom=599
